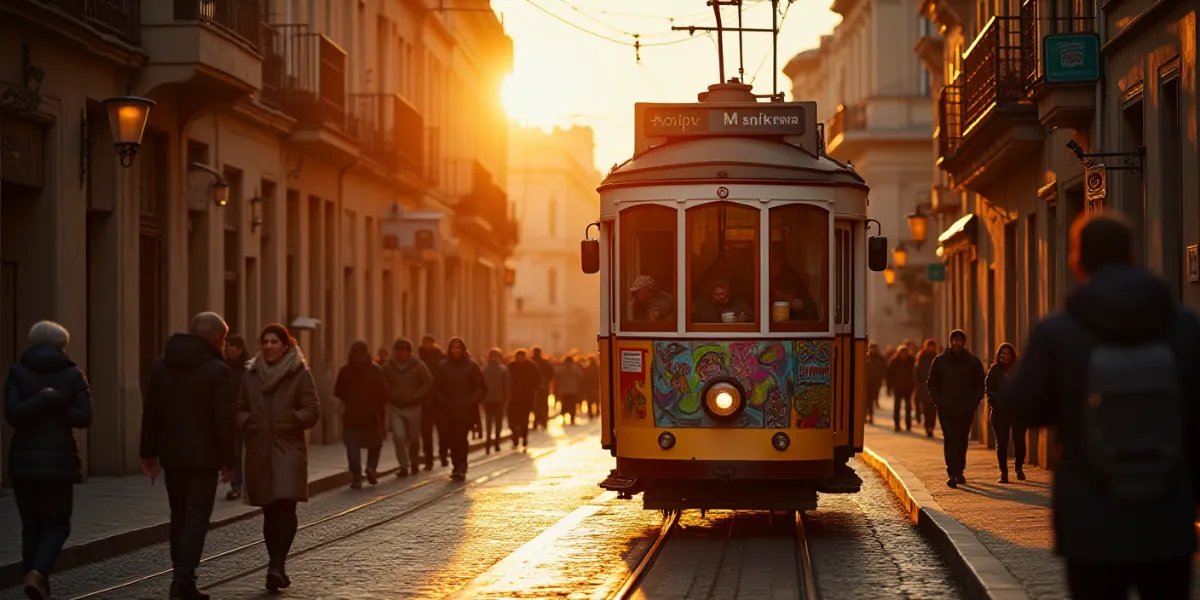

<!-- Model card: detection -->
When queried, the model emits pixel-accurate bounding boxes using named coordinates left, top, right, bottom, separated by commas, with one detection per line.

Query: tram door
left=832, top=222, right=857, bottom=453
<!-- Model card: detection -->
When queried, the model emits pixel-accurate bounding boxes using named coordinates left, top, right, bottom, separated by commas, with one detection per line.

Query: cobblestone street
left=2, top=419, right=963, bottom=600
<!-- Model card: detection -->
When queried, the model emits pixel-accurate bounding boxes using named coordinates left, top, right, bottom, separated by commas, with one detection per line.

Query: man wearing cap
left=628, top=276, right=674, bottom=322
left=926, top=329, right=985, bottom=488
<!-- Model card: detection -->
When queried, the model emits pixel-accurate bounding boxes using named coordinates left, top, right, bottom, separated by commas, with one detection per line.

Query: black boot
left=998, top=470, right=1009, bottom=484
left=170, top=578, right=210, bottom=600
left=1016, top=467, right=1026, bottom=481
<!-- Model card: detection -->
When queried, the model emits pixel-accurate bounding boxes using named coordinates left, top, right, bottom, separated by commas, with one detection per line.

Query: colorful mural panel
left=616, top=347, right=650, bottom=423
left=646, top=340, right=832, bottom=429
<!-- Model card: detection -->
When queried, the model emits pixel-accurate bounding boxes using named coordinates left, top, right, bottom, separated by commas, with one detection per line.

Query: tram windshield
left=687, top=203, right=760, bottom=330
left=768, top=204, right=829, bottom=332
left=620, top=205, right=677, bottom=332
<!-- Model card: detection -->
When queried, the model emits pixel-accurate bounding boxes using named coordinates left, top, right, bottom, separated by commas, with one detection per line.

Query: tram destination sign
left=642, top=104, right=807, bottom=137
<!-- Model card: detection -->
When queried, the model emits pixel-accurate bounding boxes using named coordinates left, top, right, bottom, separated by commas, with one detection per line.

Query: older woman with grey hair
left=4, top=320, right=92, bottom=600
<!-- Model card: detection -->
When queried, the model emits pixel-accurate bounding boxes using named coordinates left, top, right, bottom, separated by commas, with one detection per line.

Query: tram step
left=599, top=474, right=639, bottom=490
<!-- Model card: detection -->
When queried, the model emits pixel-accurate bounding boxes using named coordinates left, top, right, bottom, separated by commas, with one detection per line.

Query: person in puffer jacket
left=433, top=337, right=487, bottom=480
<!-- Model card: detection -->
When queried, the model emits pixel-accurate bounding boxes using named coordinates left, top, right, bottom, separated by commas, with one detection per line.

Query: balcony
left=940, top=16, right=1042, bottom=191
left=824, top=104, right=865, bottom=155
left=350, top=93, right=426, bottom=190
left=935, top=84, right=961, bottom=164
left=454, top=160, right=517, bottom=248
left=264, top=25, right=355, bottom=161
left=1021, top=0, right=1096, bottom=130
left=139, top=0, right=264, bottom=104
left=35, top=0, right=141, bottom=45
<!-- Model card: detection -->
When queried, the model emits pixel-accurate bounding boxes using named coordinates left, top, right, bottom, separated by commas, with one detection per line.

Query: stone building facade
left=0, top=0, right=515, bottom=482
left=506, top=125, right=601, bottom=356
left=784, top=0, right=937, bottom=347
left=918, top=0, right=1196, bottom=466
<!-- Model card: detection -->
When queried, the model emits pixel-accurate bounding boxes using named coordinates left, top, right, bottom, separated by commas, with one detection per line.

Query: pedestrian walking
left=1002, top=213, right=1200, bottom=599
left=582, top=355, right=601, bottom=418
left=914, top=339, right=939, bottom=438
left=507, top=349, right=540, bottom=449
left=985, top=343, right=1025, bottom=484
left=865, top=343, right=886, bottom=423
left=433, top=337, right=487, bottom=481
left=531, top=347, right=553, bottom=429
left=926, top=329, right=984, bottom=488
left=236, top=324, right=320, bottom=592
left=334, top=341, right=388, bottom=489
left=5, top=321, right=92, bottom=600
left=885, top=344, right=916, bottom=432
left=481, top=348, right=510, bottom=453
left=224, top=335, right=249, bottom=501
left=555, top=355, right=585, bottom=425
left=140, top=312, right=237, bottom=600
left=418, top=335, right=449, bottom=469
left=382, top=337, right=433, bottom=477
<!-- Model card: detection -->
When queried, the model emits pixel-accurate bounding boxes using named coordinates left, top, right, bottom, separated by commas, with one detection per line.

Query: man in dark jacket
left=926, top=328, right=984, bottom=488
left=914, top=339, right=939, bottom=437
left=418, top=335, right=448, bottom=469
left=224, top=335, right=248, bottom=501
left=885, top=345, right=916, bottom=432
left=865, top=343, right=887, bottom=423
left=531, top=347, right=554, bottom=430
left=140, top=312, right=235, bottom=600
left=383, top=337, right=433, bottom=477
left=434, top=337, right=487, bottom=480
left=1002, top=213, right=1200, bottom=598
left=507, top=349, right=542, bottom=449
left=5, top=321, right=92, bottom=600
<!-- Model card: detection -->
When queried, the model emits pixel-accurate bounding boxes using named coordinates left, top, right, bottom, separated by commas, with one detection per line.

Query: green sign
left=927, top=263, right=946, bottom=283
left=643, top=105, right=807, bottom=137
left=1043, top=33, right=1100, bottom=84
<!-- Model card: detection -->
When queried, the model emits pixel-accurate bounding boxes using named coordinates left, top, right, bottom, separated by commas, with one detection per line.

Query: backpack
left=1083, top=341, right=1184, bottom=505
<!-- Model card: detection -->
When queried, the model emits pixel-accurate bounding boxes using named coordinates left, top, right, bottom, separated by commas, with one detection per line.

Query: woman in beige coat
left=236, top=323, right=320, bottom=592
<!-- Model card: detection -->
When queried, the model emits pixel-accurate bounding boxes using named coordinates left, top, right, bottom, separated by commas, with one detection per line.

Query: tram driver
left=694, top=278, right=753, bottom=323
left=628, top=275, right=674, bottom=322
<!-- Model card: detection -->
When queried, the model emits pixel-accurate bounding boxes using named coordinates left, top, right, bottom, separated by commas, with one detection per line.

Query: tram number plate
left=620, top=350, right=643, bottom=373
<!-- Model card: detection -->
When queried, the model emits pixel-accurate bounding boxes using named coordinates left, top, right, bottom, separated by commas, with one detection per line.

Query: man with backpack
left=1002, top=213, right=1200, bottom=598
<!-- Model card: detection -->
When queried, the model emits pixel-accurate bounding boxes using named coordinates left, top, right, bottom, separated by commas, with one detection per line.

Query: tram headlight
left=772, top=432, right=791, bottom=451
left=704, top=382, right=742, bottom=418
left=658, top=431, right=676, bottom=450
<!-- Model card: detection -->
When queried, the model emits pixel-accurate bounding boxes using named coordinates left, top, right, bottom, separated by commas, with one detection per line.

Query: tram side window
left=769, top=204, right=830, bottom=332
left=620, top=205, right=677, bottom=332
left=686, top=202, right=760, bottom=330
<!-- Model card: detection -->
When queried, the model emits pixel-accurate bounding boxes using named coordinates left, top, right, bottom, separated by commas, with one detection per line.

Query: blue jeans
left=344, top=427, right=382, bottom=476
left=14, top=481, right=73, bottom=575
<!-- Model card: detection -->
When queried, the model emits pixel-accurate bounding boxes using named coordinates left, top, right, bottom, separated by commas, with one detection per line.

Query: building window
left=687, top=202, right=759, bottom=332
left=769, top=204, right=829, bottom=332
left=620, top=204, right=676, bottom=332
left=548, top=268, right=558, bottom=306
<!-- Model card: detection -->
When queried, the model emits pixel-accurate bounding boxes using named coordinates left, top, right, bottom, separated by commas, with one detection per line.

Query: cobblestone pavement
left=868, top=395, right=1200, bottom=599
left=0, top=421, right=589, bottom=600
left=807, top=458, right=960, bottom=600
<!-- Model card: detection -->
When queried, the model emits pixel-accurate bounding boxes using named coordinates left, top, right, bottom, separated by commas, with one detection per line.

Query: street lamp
left=892, top=243, right=909, bottom=269
left=102, top=95, right=155, bottom=167
left=883, top=266, right=896, bottom=287
left=189, top=162, right=230, bottom=207
left=505, top=266, right=516, bottom=287
left=906, top=203, right=932, bottom=249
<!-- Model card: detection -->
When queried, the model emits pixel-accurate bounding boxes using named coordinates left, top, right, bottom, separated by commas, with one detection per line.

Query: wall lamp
left=249, top=190, right=264, bottom=232
left=906, top=202, right=933, bottom=249
left=189, top=162, right=230, bottom=207
left=102, top=95, right=155, bottom=167
left=892, top=242, right=909, bottom=269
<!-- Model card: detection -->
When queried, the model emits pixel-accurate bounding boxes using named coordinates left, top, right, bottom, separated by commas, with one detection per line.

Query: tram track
left=67, top=429, right=594, bottom=600
left=610, top=510, right=819, bottom=600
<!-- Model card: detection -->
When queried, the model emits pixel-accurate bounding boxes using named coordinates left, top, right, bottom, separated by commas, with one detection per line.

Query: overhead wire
left=748, top=0, right=794, bottom=85
left=521, top=0, right=711, bottom=48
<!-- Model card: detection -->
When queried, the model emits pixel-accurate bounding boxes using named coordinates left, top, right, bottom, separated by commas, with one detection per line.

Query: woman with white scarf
left=236, top=323, right=320, bottom=592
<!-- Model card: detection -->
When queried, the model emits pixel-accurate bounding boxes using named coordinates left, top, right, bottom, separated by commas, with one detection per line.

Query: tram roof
left=598, top=136, right=867, bottom=191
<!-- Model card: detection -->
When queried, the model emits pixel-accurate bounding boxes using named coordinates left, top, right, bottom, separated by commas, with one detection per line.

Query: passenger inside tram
left=769, top=243, right=819, bottom=321
left=693, top=278, right=753, bottom=323
left=627, top=275, right=675, bottom=322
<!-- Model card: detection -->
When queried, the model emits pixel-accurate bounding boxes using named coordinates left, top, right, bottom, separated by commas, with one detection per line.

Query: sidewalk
left=0, top=422, right=541, bottom=588
left=862, top=396, right=1200, bottom=600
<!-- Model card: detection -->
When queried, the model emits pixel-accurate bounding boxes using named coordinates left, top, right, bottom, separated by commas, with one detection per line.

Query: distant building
left=784, top=0, right=937, bottom=347
left=507, top=126, right=601, bottom=356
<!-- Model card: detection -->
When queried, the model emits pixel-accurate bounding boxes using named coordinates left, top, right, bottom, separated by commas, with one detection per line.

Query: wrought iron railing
left=264, top=25, right=347, bottom=128
left=937, top=83, right=962, bottom=160
left=825, top=103, right=867, bottom=145
left=961, top=16, right=1024, bottom=132
left=259, top=23, right=286, bottom=108
left=1020, top=0, right=1095, bottom=89
left=174, top=0, right=263, bottom=51
left=425, top=126, right=441, bottom=185
left=459, top=160, right=510, bottom=235
left=350, top=93, right=424, bottom=171
left=49, top=0, right=141, bottom=44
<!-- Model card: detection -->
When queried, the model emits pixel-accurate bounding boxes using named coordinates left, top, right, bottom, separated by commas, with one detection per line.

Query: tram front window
left=620, top=204, right=677, bottom=332
left=769, top=204, right=829, bottom=332
left=687, top=202, right=759, bottom=330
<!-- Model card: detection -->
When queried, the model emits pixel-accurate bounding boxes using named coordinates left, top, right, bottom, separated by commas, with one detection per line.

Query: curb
left=860, top=447, right=1032, bottom=600
left=0, top=435, right=506, bottom=588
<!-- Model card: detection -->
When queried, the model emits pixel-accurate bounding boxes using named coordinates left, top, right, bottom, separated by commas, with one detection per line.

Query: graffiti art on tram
left=650, top=341, right=793, bottom=428
left=792, top=340, right=833, bottom=430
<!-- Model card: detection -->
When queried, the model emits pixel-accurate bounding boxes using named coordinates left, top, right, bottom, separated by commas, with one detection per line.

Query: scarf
left=248, top=345, right=306, bottom=393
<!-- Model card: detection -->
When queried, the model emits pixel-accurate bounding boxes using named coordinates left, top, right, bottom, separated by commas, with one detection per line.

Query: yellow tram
left=580, top=81, right=888, bottom=512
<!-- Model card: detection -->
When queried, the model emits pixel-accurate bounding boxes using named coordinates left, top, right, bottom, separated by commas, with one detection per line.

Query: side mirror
left=868, top=236, right=888, bottom=272
left=581, top=239, right=600, bottom=274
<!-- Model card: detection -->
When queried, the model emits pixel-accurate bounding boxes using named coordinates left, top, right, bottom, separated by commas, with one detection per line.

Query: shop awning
left=938, top=213, right=977, bottom=248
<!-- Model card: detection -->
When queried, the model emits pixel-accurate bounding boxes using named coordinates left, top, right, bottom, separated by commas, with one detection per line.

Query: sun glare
left=502, top=74, right=555, bottom=125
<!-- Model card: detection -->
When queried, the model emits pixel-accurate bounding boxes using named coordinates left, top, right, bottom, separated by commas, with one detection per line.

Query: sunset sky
left=493, top=0, right=842, bottom=172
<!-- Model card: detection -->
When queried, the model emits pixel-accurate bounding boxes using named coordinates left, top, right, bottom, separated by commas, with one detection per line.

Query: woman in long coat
left=334, top=340, right=388, bottom=489
left=236, top=323, right=320, bottom=592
